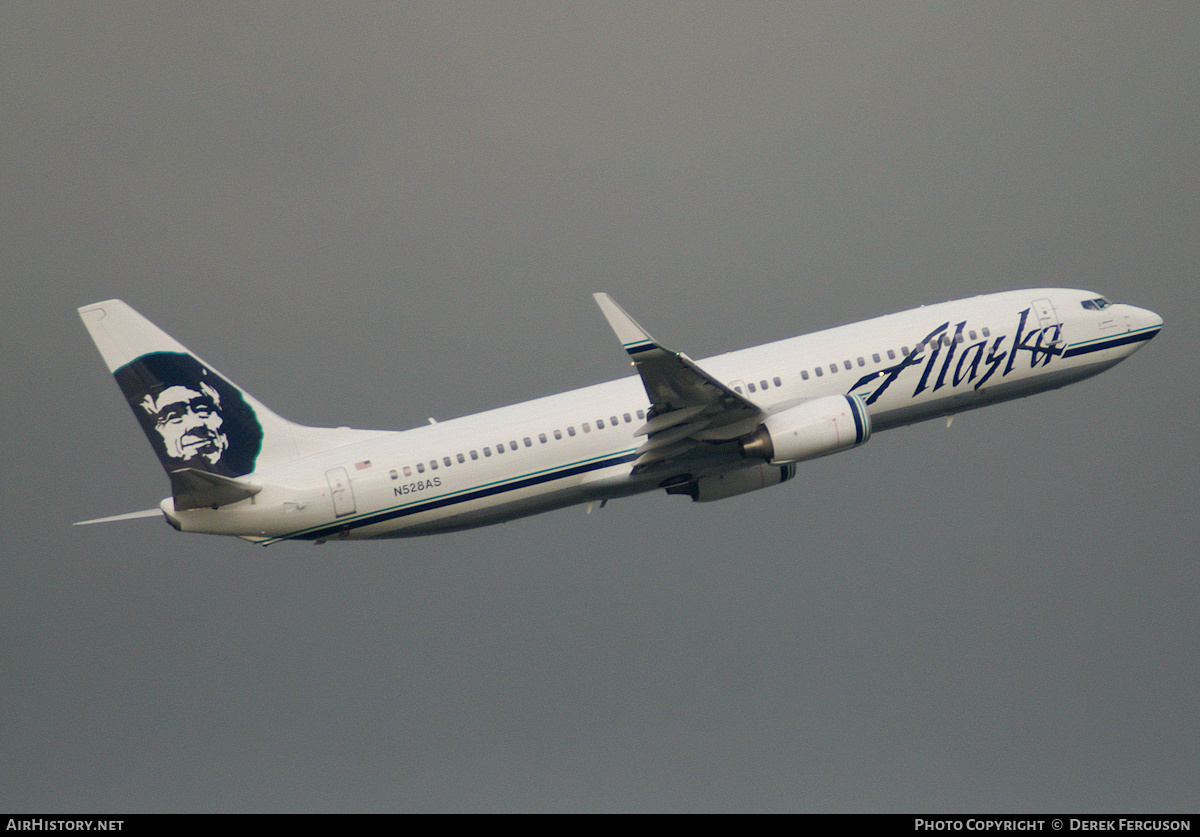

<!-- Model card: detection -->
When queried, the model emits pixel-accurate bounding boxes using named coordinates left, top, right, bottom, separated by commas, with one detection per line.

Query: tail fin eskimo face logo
left=113, top=352, right=263, bottom=477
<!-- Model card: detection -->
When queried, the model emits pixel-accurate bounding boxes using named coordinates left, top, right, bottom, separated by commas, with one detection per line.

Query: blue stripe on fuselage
left=284, top=450, right=640, bottom=542
left=1063, top=327, right=1160, bottom=358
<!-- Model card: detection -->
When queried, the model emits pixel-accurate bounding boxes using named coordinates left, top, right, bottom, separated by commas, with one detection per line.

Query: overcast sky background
left=2, top=3, right=1197, bottom=812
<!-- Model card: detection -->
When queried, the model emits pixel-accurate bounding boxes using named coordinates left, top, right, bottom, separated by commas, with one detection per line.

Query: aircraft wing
left=593, top=294, right=764, bottom=470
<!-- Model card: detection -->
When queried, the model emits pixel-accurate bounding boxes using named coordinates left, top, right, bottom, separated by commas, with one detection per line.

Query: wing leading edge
left=593, top=293, right=764, bottom=470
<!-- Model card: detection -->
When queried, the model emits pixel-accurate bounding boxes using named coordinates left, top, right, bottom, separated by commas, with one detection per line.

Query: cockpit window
left=1081, top=297, right=1111, bottom=311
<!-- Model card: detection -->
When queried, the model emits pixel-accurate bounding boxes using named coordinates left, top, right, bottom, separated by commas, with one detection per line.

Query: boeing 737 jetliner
left=77, top=289, right=1161, bottom=544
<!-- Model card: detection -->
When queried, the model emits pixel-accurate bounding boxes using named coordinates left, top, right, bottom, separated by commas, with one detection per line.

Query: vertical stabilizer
left=78, top=300, right=377, bottom=478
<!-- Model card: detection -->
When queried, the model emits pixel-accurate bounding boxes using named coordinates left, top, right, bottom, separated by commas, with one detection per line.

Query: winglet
left=593, top=293, right=662, bottom=356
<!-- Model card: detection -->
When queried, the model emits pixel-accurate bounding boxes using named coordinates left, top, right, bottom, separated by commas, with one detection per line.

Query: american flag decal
left=355, top=460, right=372, bottom=470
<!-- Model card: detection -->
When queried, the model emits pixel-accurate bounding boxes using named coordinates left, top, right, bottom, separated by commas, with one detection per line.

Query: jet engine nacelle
left=667, top=462, right=797, bottom=503
left=741, top=394, right=872, bottom=464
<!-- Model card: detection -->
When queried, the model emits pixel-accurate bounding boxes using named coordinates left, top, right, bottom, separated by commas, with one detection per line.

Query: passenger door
left=326, top=467, right=356, bottom=518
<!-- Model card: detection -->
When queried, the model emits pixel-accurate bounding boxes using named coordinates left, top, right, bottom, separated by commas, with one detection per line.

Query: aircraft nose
left=1114, top=304, right=1163, bottom=358
left=1132, top=305, right=1164, bottom=337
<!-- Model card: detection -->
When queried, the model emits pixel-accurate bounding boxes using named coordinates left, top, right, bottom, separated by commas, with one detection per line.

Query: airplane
left=76, top=289, right=1161, bottom=544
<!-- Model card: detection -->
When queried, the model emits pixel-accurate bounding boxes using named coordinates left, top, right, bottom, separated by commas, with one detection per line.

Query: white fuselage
left=161, top=288, right=1161, bottom=543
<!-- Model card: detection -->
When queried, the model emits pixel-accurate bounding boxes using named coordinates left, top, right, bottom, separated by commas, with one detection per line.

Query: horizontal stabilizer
left=169, top=468, right=262, bottom=511
left=74, top=508, right=163, bottom=526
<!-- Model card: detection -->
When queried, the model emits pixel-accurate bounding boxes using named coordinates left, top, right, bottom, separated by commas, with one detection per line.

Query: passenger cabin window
left=801, top=370, right=810, bottom=380
left=623, top=413, right=632, bottom=423
left=830, top=364, right=838, bottom=374
left=483, top=447, right=492, bottom=457
left=554, top=430, right=563, bottom=440
left=567, top=427, right=576, bottom=437
left=416, top=463, right=425, bottom=473
left=888, top=349, right=896, bottom=360
left=509, top=441, right=518, bottom=451
left=814, top=367, right=823, bottom=377
left=495, top=443, right=504, bottom=454
left=637, top=410, right=645, bottom=420
left=470, top=450, right=478, bottom=460
left=403, top=466, right=412, bottom=477
left=538, top=433, right=547, bottom=444
left=596, top=419, right=605, bottom=429
left=457, top=453, right=465, bottom=463
left=611, top=416, right=619, bottom=426
left=444, top=456, right=452, bottom=467
left=582, top=423, right=591, bottom=433
left=872, top=353, right=881, bottom=363
left=748, top=382, right=756, bottom=393
left=429, top=460, right=437, bottom=470
left=981, top=328, right=990, bottom=338
left=389, top=469, right=399, bottom=480
left=773, top=376, right=782, bottom=387
left=760, top=379, right=769, bottom=390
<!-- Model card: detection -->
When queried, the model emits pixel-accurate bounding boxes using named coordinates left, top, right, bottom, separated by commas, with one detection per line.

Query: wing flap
left=634, top=404, right=706, bottom=437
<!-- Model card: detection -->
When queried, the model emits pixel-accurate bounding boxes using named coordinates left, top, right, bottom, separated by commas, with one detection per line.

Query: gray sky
left=2, top=3, right=1197, bottom=812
